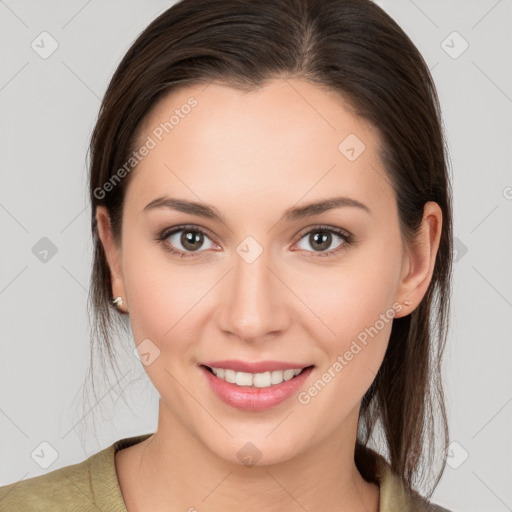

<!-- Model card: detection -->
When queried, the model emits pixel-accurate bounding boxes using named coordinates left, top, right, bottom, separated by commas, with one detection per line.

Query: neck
left=123, top=400, right=380, bottom=512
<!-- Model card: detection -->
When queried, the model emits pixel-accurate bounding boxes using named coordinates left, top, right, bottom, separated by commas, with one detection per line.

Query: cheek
left=299, top=275, right=393, bottom=383
left=122, top=250, right=209, bottom=403
left=293, top=268, right=397, bottom=421
left=292, top=237, right=402, bottom=387
left=120, top=238, right=195, bottom=343
left=297, top=252, right=401, bottom=342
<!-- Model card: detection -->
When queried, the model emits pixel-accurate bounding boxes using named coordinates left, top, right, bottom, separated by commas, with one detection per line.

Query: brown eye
left=161, top=226, right=216, bottom=256
left=294, top=226, right=352, bottom=256
left=180, top=230, right=204, bottom=251
left=308, top=230, right=333, bottom=251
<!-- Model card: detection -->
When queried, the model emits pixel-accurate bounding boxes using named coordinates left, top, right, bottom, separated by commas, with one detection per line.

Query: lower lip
left=199, top=365, right=314, bottom=411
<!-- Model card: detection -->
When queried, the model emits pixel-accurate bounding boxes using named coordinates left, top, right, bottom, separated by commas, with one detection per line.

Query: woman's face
left=97, top=78, right=430, bottom=465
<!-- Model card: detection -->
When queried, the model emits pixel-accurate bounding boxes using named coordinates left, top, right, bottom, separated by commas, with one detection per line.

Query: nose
left=215, top=246, right=291, bottom=344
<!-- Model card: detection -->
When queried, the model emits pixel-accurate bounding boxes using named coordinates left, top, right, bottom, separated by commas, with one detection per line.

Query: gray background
left=1, top=1, right=511, bottom=510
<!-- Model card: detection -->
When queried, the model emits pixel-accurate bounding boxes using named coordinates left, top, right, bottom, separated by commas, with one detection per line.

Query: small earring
left=112, top=296, right=124, bottom=308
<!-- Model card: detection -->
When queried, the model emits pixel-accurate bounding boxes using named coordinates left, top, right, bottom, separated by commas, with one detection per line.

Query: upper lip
left=200, top=360, right=312, bottom=373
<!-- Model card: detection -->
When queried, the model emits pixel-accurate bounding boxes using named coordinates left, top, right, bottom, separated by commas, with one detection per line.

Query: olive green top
left=0, top=433, right=451, bottom=511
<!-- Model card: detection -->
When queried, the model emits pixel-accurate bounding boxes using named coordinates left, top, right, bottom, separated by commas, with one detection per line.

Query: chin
left=206, top=435, right=303, bottom=468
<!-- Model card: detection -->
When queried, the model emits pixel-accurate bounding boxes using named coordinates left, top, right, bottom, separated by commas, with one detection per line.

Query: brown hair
left=86, top=0, right=452, bottom=497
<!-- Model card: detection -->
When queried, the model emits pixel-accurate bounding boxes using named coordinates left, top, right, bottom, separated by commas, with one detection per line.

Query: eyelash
left=156, top=224, right=354, bottom=259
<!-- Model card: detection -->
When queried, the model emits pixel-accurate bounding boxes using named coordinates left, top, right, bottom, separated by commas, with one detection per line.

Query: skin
left=96, top=78, right=442, bottom=512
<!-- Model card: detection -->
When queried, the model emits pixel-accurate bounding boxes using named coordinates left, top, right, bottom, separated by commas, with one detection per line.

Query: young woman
left=0, top=0, right=454, bottom=510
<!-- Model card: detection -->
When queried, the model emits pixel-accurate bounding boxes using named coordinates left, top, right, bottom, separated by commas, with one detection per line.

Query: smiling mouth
left=201, top=364, right=315, bottom=388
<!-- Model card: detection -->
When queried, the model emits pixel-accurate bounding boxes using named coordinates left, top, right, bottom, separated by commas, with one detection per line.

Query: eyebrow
left=143, top=195, right=371, bottom=223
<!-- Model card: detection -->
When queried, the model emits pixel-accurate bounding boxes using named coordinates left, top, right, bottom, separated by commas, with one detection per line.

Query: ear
left=394, top=201, right=443, bottom=318
left=95, top=205, right=127, bottom=310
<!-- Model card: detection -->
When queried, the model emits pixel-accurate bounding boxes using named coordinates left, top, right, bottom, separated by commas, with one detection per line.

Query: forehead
left=126, top=79, right=393, bottom=216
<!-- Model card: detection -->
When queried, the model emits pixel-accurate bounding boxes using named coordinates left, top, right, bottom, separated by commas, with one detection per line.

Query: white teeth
left=253, top=371, right=271, bottom=387
left=236, top=371, right=253, bottom=386
left=224, top=369, right=236, bottom=384
left=209, top=366, right=305, bottom=388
